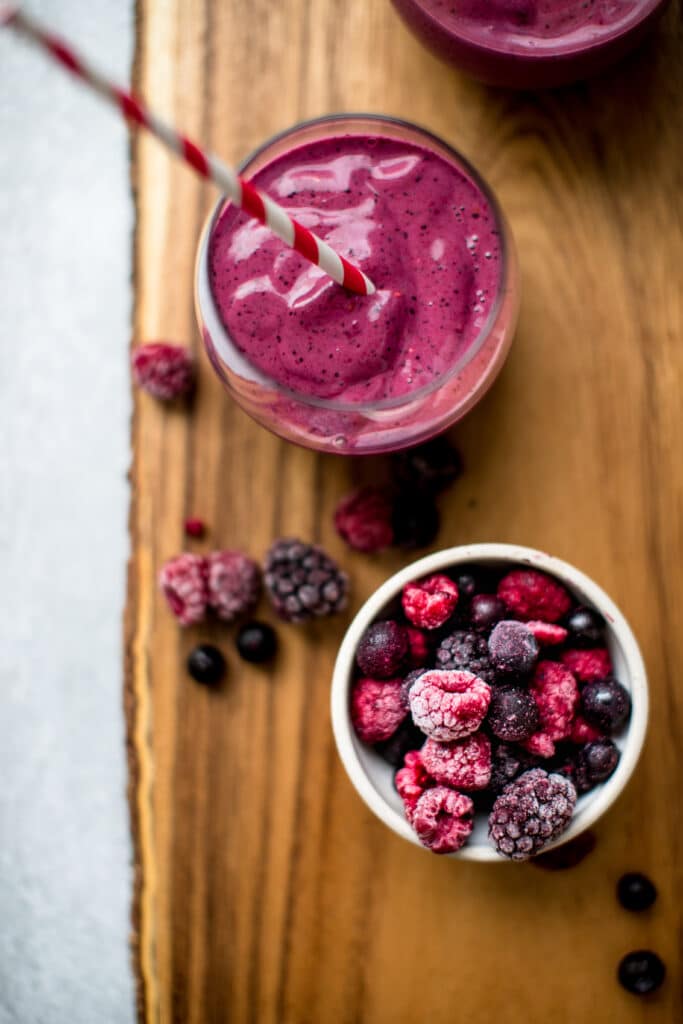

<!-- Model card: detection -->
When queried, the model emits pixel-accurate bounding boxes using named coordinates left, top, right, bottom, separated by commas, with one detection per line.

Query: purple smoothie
left=207, top=136, right=501, bottom=404
left=392, top=0, right=669, bottom=87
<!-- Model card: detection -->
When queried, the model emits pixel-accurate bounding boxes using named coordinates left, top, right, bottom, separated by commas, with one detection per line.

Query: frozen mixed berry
left=526, top=621, right=568, bottom=646
left=187, top=644, right=226, bottom=685
left=488, top=768, right=577, bottom=861
left=617, top=873, right=658, bottom=912
left=498, top=568, right=572, bottom=623
left=374, top=717, right=426, bottom=768
left=400, top=669, right=426, bottom=710
left=617, top=951, right=666, bottom=996
left=487, top=687, right=539, bottom=742
left=264, top=538, right=348, bottom=623
left=391, top=493, right=440, bottom=549
left=184, top=517, right=206, bottom=539
left=395, top=750, right=434, bottom=823
left=529, top=661, right=579, bottom=742
left=570, top=715, right=603, bottom=744
left=236, top=621, right=277, bottom=663
left=565, top=606, right=605, bottom=646
left=405, top=627, right=430, bottom=668
left=402, top=574, right=459, bottom=630
left=131, top=342, right=194, bottom=400
left=350, top=677, right=406, bottom=744
left=356, top=621, right=408, bottom=679
left=390, top=436, right=463, bottom=495
left=334, top=487, right=394, bottom=553
left=421, top=732, right=491, bottom=790
left=560, top=647, right=613, bottom=682
left=488, top=620, right=539, bottom=675
left=489, top=742, right=539, bottom=794
left=435, top=630, right=496, bottom=685
left=159, top=552, right=208, bottom=626
left=206, top=550, right=261, bottom=622
left=470, top=593, right=506, bottom=631
left=581, top=678, right=631, bottom=734
left=573, top=739, right=620, bottom=793
left=409, top=669, right=491, bottom=741
left=412, top=786, right=474, bottom=854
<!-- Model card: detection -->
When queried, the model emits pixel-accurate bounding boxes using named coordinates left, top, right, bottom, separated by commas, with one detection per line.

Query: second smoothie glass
left=195, top=115, right=520, bottom=455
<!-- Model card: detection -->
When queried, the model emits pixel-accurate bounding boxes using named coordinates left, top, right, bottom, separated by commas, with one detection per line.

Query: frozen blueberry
left=565, top=605, right=605, bottom=646
left=391, top=494, right=440, bottom=549
left=470, top=594, right=506, bottom=631
left=617, top=873, right=658, bottom=912
left=574, top=739, right=620, bottom=793
left=488, top=621, right=539, bottom=675
left=356, top=621, right=408, bottom=678
left=581, top=678, right=631, bottom=734
left=487, top=687, right=539, bottom=742
left=187, top=644, right=226, bottom=685
left=236, top=621, right=278, bottom=663
left=374, top=717, right=426, bottom=768
left=617, top=951, right=666, bottom=995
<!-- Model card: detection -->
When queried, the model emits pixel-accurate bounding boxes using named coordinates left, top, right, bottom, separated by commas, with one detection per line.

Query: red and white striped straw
left=0, top=5, right=375, bottom=296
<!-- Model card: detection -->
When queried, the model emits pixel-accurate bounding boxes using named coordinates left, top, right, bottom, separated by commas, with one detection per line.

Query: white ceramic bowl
left=331, top=543, right=648, bottom=863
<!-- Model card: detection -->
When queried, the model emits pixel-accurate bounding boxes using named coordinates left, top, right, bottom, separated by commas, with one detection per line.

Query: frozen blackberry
left=565, top=605, right=605, bottom=646
left=573, top=739, right=620, bottom=793
left=390, top=436, right=463, bottom=495
left=489, top=742, right=538, bottom=793
left=374, top=717, right=426, bottom=768
left=264, top=538, right=348, bottom=623
left=488, top=768, right=577, bottom=860
left=581, top=678, right=631, bottom=734
left=356, top=621, right=408, bottom=679
left=488, top=620, right=539, bottom=676
left=435, top=630, right=496, bottom=685
left=487, top=687, right=539, bottom=742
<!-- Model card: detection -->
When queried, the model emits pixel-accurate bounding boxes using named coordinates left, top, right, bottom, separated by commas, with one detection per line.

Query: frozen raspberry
left=530, top=661, right=579, bottom=741
left=206, top=550, right=261, bottom=622
left=391, top=494, right=440, bottom=549
left=374, top=718, right=426, bottom=768
left=264, top=538, right=348, bottom=623
left=405, top=627, right=430, bottom=668
left=395, top=750, right=434, bottom=822
left=184, top=517, right=206, bottom=539
left=412, top=786, right=474, bottom=854
left=573, top=739, right=620, bottom=793
left=334, top=487, right=394, bottom=553
left=565, top=606, right=605, bottom=646
left=489, top=768, right=577, bottom=860
left=400, top=669, right=426, bottom=710
left=522, top=732, right=557, bottom=758
left=409, top=669, right=491, bottom=741
left=356, top=621, right=408, bottom=679
left=470, top=594, right=506, bottom=631
left=488, top=621, right=539, bottom=675
left=350, top=677, right=406, bottom=744
left=526, top=621, right=568, bottom=646
left=435, top=630, right=496, bottom=685
left=498, top=569, right=572, bottom=623
left=421, top=732, right=491, bottom=790
left=131, top=342, right=194, bottom=400
left=402, top=573, right=459, bottom=629
left=487, top=687, right=539, bottom=742
left=560, top=647, right=613, bottom=682
left=581, top=678, right=631, bottom=734
left=570, top=715, right=604, bottom=744
left=390, top=436, right=463, bottom=495
left=158, top=553, right=207, bottom=626
left=489, top=742, right=539, bottom=793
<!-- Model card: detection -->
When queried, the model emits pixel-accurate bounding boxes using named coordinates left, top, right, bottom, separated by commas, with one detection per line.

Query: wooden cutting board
left=125, top=2, right=683, bottom=1020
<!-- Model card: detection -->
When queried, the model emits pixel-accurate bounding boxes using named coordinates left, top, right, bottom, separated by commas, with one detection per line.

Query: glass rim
left=195, top=112, right=512, bottom=414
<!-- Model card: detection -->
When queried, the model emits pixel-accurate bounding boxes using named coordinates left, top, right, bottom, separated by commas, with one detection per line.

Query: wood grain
left=125, top=2, right=683, bottom=1021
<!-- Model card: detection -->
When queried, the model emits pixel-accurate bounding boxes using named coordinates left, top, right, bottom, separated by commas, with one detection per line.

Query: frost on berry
left=497, top=569, right=572, bottom=623
left=529, top=661, right=579, bottom=742
left=421, top=732, right=492, bottom=791
left=131, top=342, right=194, bottom=400
left=409, top=669, right=491, bottom=741
left=206, top=550, right=261, bottom=622
left=334, top=487, right=394, bottom=553
left=350, top=677, right=406, bottom=744
left=560, top=647, right=613, bottom=683
left=158, top=553, right=208, bottom=626
left=401, top=574, right=459, bottom=630
left=412, top=786, right=474, bottom=854
left=356, top=620, right=408, bottom=679
left=488, top=768, right=577, bottom=861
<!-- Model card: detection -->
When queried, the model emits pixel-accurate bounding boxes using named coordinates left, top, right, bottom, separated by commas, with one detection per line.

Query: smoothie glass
left=391, top=0, right=670, bottom=89
left=195, top=115, right=519, bottom=455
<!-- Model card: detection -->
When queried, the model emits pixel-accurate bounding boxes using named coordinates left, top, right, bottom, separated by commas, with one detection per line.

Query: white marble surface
left=0, top=3, right=135, bottom=1021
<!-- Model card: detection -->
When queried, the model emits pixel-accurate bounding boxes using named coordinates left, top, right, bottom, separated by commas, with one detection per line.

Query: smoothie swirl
left=208, top=136, right=501, bottom=404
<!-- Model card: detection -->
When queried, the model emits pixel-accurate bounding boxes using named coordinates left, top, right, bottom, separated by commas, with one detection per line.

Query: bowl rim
left=330, top=543, right=649, bottom=863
